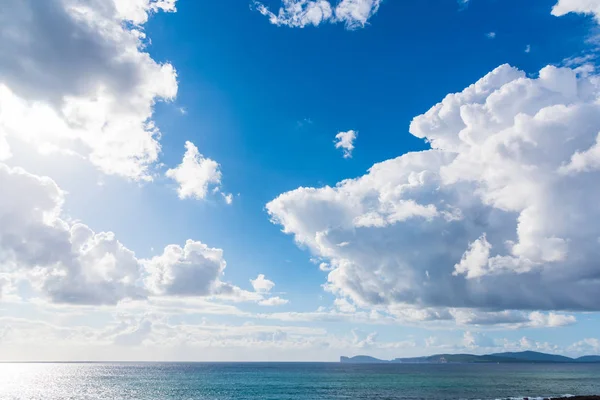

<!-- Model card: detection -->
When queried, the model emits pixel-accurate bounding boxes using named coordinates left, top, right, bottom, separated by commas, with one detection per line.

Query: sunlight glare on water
left=0, top=362, right=599, bottom=400
left=0, top=363, right=121, bottom=400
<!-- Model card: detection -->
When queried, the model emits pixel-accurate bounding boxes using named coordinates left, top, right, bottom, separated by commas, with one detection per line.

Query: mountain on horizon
left=340, top=351, right=600, bottom=364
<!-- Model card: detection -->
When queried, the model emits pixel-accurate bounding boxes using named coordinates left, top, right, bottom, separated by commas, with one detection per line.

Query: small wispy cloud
left=334, top=130, right=357, bottom=159
left=296, top=118, right=313, bottom=129
left=222, top=192, right=234, bottom=205
left=486, top=32, right=496, bottom=39
left=253, top=0, right=382, bottom=30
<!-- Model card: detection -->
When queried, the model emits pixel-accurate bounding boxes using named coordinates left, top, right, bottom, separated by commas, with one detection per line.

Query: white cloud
left=0, top=162, right=258, bottom=305
left=250, top=274, right=289, bottom=305
left=166, top=141, right=223, bottom=200
left=334, top=0, right=381, bottom=28
left=0, top=0, right=178, bottom=180
left=451, top=309, right=577, bottom=328
left=0, top=136, right=10, bottom=161
left=334, top=297, right=356, bottom=313
left=259, top=296, right=290, bottom=306
left=500, top=336, right=562, bottom=354
left=113, top=0, right=177, bottom=24
left=250, top=274, right=276, bottom=293
left=254, top=0, right=381, bottom=29
left=528, top=311, right=577, bottom=327
left=144, top=240, right=232, bottom=297
left=319, top=262, right=333, bottom=271
left=463, top=331, right=494, bottom=349
left=525, top=44, right=531, bottom=53
left=222, top=193, right=234, bottom=205
left=569, top=338, right=600, bottom=354
left=113, top=319, right=153, bottom=346
left=0, top=315, right=428, bottom=361
left=351, top=328, right=378, bottom=348
left=486, top=32, right=496, bottom=39
left=0, top=163, right=144, bottom=305
left=267, top=63, right=600, bottom=313
left=552, top=0, right=600, bottom=21
left=334, top=130, right=358, bottom=158
left=453, top=234, right=492, bottom=279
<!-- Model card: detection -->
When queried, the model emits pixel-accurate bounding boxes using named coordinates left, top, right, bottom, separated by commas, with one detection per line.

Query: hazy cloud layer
left=0, top=314, right=593, bottom=361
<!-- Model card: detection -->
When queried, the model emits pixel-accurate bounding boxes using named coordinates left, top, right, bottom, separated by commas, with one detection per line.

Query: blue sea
left=1, top=362, right=599, bottom=400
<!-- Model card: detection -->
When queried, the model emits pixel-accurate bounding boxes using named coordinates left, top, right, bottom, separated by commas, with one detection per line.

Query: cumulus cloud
left=0, top=163, right=144, bottom=305
left=250, top=274, right=276, bottom=293
left=0, top=162, right=260, bottom=305
left=502, top=336, right=562, bottom=354
left=166, top=141, right=223, bottom=200
left=334, top=130, right=358, bottom=158
left=113, top=0, right=177, bottom=24
left=253, top=0, right=381, bottom=29
left=463, top=331, right=494, bottom=349
left=552, top=0, right=600, bottom=21
left=267, top=63, right=600, bottom=313
left=334, top=297, right=357, bottom=313
left=453, top=234, right=492, bottom=279
left=528, top=311, right=577, bottom=327
left=144, top=240, right=233, bottom=297
left=250, top=274, right=289, bottom=306
left=0, top=0, right=178, bottom=180
left=569, top=338, right=600, bottom=354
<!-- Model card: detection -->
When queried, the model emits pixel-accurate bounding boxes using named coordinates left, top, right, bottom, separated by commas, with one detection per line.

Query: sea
left=1, top=362, right=599, bottom=400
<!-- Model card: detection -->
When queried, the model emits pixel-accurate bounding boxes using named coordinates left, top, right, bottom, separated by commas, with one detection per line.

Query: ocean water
left=1, top=362, right=599, bottom=400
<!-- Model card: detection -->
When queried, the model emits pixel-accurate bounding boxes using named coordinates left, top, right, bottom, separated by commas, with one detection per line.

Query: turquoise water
left=1, top=362, right=599, bottom=399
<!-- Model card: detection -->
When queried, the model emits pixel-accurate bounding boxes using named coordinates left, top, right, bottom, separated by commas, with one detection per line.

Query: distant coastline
left=340, top=351, right=600, bottom=364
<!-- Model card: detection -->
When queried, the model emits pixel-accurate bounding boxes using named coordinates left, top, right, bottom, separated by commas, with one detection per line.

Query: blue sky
left=1, top=0, right=600, bottom=361
left=138, top=0, right=592, bottom=299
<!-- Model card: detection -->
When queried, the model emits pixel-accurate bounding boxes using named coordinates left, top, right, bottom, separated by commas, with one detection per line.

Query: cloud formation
left=267, top=63, right=600, bottom=313
left=253, top=0, right=381, bottom=29
left=334, top=130, right=358, bottom=158
left=0, top=162, right=270, bottom=305
left=166, top=141, right=223, bottom=200
left=144, top=240, right=231, bottom=297
left=552, top=0, right=600, bottom=21
left=0, top=0, right=178, bottom=180
left=0, top=163, right=144, bottom=305
left=251, top=274, right=276, bottom=293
